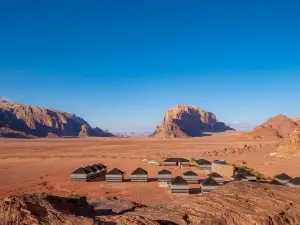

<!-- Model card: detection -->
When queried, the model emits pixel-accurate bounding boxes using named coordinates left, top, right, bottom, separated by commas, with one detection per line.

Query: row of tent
left=271, top=173, right=300, bottom=187
left=70, top=164, right=107, bottom=182
left=70, top=165, right=227, bottom=184
left=69, top=165, right=223, bottom=194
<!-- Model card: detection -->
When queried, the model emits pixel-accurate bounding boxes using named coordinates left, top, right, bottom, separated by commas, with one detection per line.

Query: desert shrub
left=232, top=164, right=268, bottom=181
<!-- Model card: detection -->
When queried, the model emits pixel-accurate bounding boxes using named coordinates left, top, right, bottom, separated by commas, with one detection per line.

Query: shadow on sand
left=123, top=177, right=158, bottom=183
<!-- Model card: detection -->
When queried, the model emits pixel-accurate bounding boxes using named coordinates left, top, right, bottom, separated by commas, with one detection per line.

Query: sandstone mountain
left=242, top=114, right=300, bottom=140
left=0, top=100, right=114, bottom=138
left=151, top=105, right=234, bottom=138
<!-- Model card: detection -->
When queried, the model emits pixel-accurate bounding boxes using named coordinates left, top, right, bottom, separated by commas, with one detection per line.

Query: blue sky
left=1, top=1, right=300, bottom=132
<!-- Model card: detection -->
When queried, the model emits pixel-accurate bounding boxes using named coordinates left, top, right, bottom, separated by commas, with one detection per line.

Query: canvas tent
left=131, top=168, right=148, bottom=182
left=287, top=177, right=300, bottom=188
left=200, top=177, right=219, bottom=193
left=162, top=158, right=189, bottom=166
left=170, top=176, right=189, bottom=194
left=195, top=159, right=212, bottom=170
left=157, top=169, right=172, bottom=182
left=106, top=168, right=125, bottom=182
left=208, top=172, right=224, bottom=184
left=70, top=167, right=92, bottom=182
left=274, top=173, right=292, bottom=185
left=183, top=171, right=198, bottom=184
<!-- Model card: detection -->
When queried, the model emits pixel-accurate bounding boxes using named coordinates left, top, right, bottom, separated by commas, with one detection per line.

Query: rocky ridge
left=0, top=100, right=114, bottom=138
left=151, top=104, right=234, bottom=138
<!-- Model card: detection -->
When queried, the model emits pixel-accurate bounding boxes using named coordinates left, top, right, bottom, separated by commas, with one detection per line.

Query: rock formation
left=242, top=114, right=300, bottom=140
left=277, top=128, right=300, bottom=157
left=2, top=182, right=300, bottom=225
left=0, top=194, right=100, bottom=224
left=0, top=100, right=114, bottom=138
left=151, top=105, right=234, bottom=138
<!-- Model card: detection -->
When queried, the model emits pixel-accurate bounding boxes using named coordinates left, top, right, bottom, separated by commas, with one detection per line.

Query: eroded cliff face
left=152, top=104, right=234, bottom=138
left=0, top=100, right=114, bottom=138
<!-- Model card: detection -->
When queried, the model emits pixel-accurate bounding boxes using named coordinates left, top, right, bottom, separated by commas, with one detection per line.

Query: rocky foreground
left=152, top=105, right=234, bottom=139
left=0, top=100, right=114, bottom=138
left=1, top=182, right=300, bottom=225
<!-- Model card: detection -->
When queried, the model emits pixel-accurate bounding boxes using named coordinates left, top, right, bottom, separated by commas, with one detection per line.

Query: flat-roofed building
left=157, top=169, right=172, bottom=183
left=183, top=171, right=198, bottom=184
left=131, top=168, right=148, bottom=182
left=70, top=167, right=92, bottom=182
left=195, top=159, right=212, bottom=170
left=170, top=176, right=189, bottom=194
left=286, top=177, right=300, bottom=188
left=211, top=161, right=234, bottom=177
left=106, top=168, right=125, bottom=182
left=162, top=158, right=189, bottom=167
left=274, top=173, right=292, bottom=185
left=208, top=172, right=224, bottom=184
left=200, top=177, right=219, bottom=193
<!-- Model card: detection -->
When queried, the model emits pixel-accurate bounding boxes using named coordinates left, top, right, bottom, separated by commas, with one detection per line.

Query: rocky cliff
left=151, top=105, right=234, bottom=138
left=242, top=114, right=300, bottom=140
left=0, top=100, right=114, bottom=138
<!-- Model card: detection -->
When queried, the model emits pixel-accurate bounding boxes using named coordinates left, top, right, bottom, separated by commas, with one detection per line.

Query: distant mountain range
left=0, top=100, right=114, bottom=138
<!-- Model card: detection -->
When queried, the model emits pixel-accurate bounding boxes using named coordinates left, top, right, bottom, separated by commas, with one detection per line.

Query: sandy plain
left=1, top=133, right=300, bottom=209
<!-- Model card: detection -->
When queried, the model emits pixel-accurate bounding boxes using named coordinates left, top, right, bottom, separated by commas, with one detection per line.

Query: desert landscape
left=1, top=101, right=300, bottom=224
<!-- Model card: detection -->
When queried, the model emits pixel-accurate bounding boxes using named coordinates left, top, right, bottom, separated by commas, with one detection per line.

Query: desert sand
left=1, top=134, right=299, bottom=202
left=1, top=134, right=300, bottom=224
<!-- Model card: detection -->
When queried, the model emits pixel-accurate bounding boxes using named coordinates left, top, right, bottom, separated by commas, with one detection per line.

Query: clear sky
left=1, top=1, right=300, bottom=132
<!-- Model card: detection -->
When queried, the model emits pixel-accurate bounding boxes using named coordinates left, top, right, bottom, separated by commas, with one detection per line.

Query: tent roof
left=164, top=158, right=189, bottom=162
left=171, top=176, right=188, bottom=185
left=158, top=169, right=172, bottom=175
left=131, top=167, right=148, bottom=175
left=275, top=173, right=292, bottom=180
left=195, top=159, right=212, bottom=165
left=71, top=167, right=89, bottom=174
left=289, top=177, right=300, bottom=185
left=183, top=171, right=198, bottom=176
left=208, top=172, right=223, bottom=178
left=201, top=177, right=219, bottom=186
left=107, top=168, right=124, bottom=175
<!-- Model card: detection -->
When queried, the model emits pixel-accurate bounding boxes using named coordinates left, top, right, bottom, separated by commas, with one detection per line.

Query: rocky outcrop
left=2, top=182, right=300, bottom=225
left=151, top=105, right=234, bottom=138
left=0, top=194, right=100, bottom=224
left=242, top=114, right=300, bottom=140
left=0, top=100, right=114, bottom=138
left=276, top=128, right=300, bottom=157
